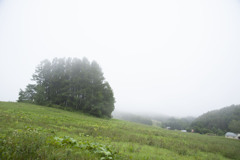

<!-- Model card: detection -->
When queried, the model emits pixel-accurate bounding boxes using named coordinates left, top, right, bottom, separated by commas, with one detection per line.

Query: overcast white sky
left=0, top=0, right=240, bottom=117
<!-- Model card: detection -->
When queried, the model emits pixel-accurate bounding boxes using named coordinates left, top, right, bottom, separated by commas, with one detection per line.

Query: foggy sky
left=0, top=0, right=240, bottom=117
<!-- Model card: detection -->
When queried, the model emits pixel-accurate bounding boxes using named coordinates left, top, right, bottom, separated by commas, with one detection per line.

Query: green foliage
left=49, top=136, right=117, bottom=160
left=0, top=102, right=122, bottom=160
left=17, top=84, right=36, bottom=103
left=228, top=120, right=240, bottom=133
left=0, top=127, right=49, bottom=160
left=191, top=105, right=240, bottom=135
left=0, top=127, right=120, bottom=160
left=1, top=102, right=240, bottom=160
left=18, top=57, right=115, bottom=118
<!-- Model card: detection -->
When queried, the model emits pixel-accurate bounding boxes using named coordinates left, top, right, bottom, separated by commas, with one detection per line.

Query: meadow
left=0, top=102, right=239, bottom=160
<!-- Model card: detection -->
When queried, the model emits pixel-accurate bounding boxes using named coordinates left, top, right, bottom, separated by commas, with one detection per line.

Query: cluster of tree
left=162, top=117, right=195, bottom=131
left=18, top=57, right=115, bottom=118
left=191, top=105, right=240, bottom=135
left=112, top=111, right=153, bottom=125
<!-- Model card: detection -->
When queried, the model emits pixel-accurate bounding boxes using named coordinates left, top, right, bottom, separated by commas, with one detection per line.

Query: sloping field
left=0, top=102, right=239, bottom=160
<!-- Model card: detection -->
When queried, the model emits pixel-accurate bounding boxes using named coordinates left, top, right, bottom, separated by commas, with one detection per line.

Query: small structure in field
left=225, top=132, right=239, bottom=139
left=181, top=130, right=187, bottom=132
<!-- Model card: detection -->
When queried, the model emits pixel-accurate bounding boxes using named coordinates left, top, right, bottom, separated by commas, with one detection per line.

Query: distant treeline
left=114, top=105, right=240, bottom=136
left=18, top=57, right=115, bottom=118
left=161, top=105, right=240, bottom=135
left=191, top=105, right=240, bottom=135
left=155, top=105, right=240, bottom=135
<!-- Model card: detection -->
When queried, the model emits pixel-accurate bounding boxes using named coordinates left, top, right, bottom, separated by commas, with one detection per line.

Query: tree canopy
left=18, top=57, right=115, bottom=118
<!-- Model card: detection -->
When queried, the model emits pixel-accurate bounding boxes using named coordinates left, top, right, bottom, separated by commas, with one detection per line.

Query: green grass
left=0, top=102, right=240, bottom=160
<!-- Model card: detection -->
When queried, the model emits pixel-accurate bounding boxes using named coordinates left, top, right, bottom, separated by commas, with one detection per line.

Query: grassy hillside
left=0, top=102, right=240, bottom=160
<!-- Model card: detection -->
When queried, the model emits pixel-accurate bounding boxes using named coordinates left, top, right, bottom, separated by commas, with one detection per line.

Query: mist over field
left=1, top=0, right=240, bottom=117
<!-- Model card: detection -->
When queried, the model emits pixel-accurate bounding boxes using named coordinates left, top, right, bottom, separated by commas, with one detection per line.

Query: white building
left=225, top=132, right=240, bottom=139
